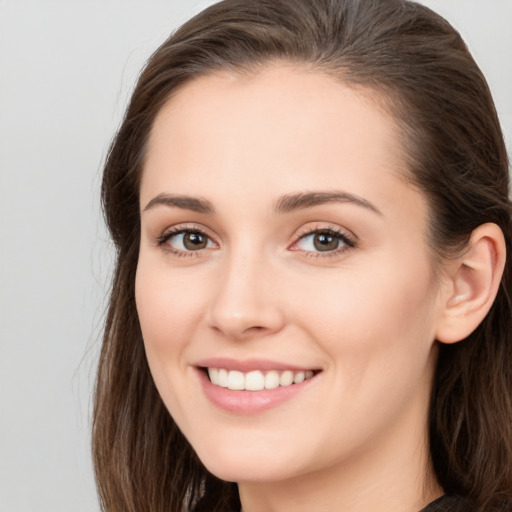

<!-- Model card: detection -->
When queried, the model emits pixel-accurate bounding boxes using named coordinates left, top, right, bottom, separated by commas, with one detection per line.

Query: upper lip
left=194, top=357, right=320, bottom=373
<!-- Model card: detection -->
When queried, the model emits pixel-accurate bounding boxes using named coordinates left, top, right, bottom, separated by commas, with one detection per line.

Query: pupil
left=313, top=233, right=338, bottom=251
left=184, top=232, right=207, bottom=250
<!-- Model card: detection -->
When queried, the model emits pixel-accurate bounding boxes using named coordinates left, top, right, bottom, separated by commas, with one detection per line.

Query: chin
left=201, top=457, right=296, bottom=484
left=192, top=437, right=307, bottom=484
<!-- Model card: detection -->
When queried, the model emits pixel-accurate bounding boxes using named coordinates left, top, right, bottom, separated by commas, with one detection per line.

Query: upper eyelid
left=156, top=226, right=218, bottom=258
left=159, top=223, right=214, bottom=238
left=293, top=224, right=357, bottom=242
left=288, top=224, right=358, bottom=255
left=155, top=224, right=218, bottom=248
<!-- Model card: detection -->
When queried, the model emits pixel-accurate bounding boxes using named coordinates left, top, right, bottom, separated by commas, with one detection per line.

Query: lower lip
left=197, top=369, right=317, bottom=415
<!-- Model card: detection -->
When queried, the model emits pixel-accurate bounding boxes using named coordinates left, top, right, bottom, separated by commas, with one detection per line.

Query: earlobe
left=436, top=223, right=506, bottom=344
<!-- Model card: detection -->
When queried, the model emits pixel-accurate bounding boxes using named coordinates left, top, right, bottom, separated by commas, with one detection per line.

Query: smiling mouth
left=204, top=368, right=318, bottom=391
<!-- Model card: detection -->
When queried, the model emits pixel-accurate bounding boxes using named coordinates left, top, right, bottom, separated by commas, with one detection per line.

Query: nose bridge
left=207, top=239, right=284, bottom=339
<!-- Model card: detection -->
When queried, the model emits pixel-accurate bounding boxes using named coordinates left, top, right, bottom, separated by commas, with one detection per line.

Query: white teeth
left=208, top=368, right=219, bottom=384
left=245, top=370, right=265, bottom=391
left=280, top=370, right=294, bottom=386
left=294, top=371, right=305, bottom=384
left=264, top=370, right=280, bottom=389
left=227, top=370, right=245, bottom=390
left=218, top=368, right=228, bottom=387
left=207, top=368, right=316, bottom=390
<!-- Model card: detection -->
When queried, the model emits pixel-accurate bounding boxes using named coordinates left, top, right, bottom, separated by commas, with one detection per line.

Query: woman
left=93, top=0, right=512, bottom=511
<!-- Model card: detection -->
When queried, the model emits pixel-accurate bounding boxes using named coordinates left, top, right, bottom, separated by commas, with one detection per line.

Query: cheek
left=284, top=258, right=438, bottom=453
left=135, top=259, right=207, bottom=352
left=134, top=259, right=208, bottom=422
left=291, top=253, right=438, bottom=382
left=134, top=258, right=212, bottom=423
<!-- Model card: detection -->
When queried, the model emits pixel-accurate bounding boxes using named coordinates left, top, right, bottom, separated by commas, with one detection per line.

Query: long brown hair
left=93, top=1, right=512, bottom=510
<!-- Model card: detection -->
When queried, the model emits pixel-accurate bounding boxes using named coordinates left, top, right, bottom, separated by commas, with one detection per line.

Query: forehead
left=142, top=64, right=414, bottom=213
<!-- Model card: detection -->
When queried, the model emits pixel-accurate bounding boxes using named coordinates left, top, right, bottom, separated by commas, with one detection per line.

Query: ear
left=435, top=223, right=506, bottom=344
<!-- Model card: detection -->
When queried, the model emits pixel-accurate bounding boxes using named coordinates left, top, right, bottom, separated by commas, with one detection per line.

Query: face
left=136, top=65, right=443, bottom=485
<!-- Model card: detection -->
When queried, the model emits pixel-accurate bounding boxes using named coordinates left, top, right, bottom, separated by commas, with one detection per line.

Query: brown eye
left=293, top=228, right=355, bottom=255
left=313, top=232, right=339, bottom=251
left=162, top=229, right=215, bottom=253
left=183, top=231, right=208, bottom=250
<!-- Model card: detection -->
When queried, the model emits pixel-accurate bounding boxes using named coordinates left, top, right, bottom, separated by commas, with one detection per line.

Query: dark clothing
left=421, top=495, right=475, bottom=512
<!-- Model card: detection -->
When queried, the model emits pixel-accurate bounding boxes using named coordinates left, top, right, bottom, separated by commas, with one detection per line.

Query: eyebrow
left=143, top=194, right=214, bottom=214
left=142, top=190, right=381, bottom=216
left=273, top=191, right=382, bottom=216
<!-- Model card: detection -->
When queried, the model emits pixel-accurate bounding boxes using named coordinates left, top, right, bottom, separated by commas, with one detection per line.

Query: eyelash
left=156, top=225, right=215, bottom=258
left=155, top=224, right=356, bottom=258
left=292, top=226, right=356, bottom=258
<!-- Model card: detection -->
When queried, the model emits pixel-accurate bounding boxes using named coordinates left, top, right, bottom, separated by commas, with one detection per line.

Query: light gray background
left=0, top=1, right=511, bottom=511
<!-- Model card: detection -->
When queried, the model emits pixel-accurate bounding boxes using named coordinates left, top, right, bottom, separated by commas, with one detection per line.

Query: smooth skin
left=135, top=65, right=505, bottom=512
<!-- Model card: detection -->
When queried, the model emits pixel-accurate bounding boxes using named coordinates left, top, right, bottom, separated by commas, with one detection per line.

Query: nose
left=207, top=249, right=286, bottom=341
